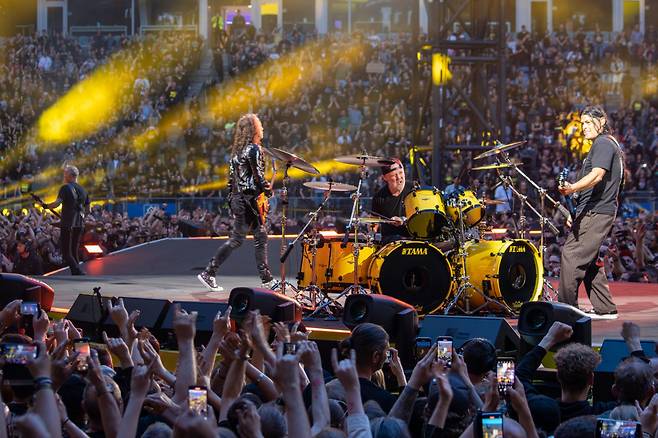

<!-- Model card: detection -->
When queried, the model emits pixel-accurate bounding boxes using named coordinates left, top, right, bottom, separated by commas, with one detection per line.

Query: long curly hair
left=232, top=114, right=260, bottom=155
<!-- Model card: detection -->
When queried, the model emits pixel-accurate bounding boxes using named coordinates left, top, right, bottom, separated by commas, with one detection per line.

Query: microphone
left=280, top=242, right=295, bottom=264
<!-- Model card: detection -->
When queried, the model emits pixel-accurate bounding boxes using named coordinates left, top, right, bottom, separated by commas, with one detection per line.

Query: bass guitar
left=557, top=168, right=576, bottom=219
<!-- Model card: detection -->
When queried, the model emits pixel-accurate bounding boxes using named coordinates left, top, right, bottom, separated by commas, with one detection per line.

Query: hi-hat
left=358, top=216, right=399, bottom=224
left=262, top=147, right=320, bottom=175
left=335, top=155, right=395, bottom=167
left=473, top=141, right=526, bottom=160
left=471, top=161, right=522, bottom=171
left=303, top=181, right=357, bottom=192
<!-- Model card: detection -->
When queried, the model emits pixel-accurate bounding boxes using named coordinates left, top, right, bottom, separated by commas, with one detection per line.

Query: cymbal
left=303, top=181, right=357, bottom=192
left=473, top=141, right=526, bottom=160
left=358, top=216, right=398, bottom=225
left=334, top=154, right=395, bottom=167
left=262, top=147, right=320, bottom=175
left=481, top=199, right=505, bottom=205
left=471, top=161, right=522, bottom=171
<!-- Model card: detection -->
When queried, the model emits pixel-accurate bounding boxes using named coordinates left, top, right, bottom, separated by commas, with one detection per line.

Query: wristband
left=255, top=372, right=266, bottom=384
left=34, top=377, right=53, bottom=385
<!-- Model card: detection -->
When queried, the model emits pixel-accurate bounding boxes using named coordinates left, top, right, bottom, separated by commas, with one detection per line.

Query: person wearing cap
left=371, top=159, right=412, bottom=243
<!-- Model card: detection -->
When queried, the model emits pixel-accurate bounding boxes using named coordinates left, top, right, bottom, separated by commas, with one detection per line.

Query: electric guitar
left=29, top=192, right=61, bottom=219
left=557, top=168, right=576, bottom=219
left=255, top=158, right=277, bottom=225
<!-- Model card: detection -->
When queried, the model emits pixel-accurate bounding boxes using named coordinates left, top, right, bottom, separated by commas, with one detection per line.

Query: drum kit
left=262, top=139, right=566, bottom=318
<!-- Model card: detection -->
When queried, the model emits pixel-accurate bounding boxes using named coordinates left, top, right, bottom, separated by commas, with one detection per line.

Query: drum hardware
left=280, top=183, right=339, bottom=312
left=308, top=157, right=373, bottom=318
left=443, top=197, right=517, bottom=316
left=262, top=147, right=320, bottom=297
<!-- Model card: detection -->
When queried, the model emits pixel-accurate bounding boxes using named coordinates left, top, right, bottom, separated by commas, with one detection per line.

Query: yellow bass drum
left=459, top=239, right=543, bottom=311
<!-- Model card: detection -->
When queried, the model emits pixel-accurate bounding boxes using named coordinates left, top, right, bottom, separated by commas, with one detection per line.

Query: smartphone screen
left=437, top=337, right=453, bottom=367
left=188, top=386, right=208, bottom=417
left=20, top=302, right=39, bottom=316
left=497, top=359, right=515, bottom=394
left=283, top=342, right=297, bottom=355
left=596, top=419, right=641, bottom=438
left=0, top=343, right=38, bottom=365
left=480, top=412, right=504, bottom=437
left=74, top=339, right=90, bottom=372
left=415, top=337, right=432, bottom=360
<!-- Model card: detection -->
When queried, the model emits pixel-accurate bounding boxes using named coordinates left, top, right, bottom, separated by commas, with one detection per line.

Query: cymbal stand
left=309, top=163, right=370, bottom=318
left=280, top=189, right=332, bottom=310
left=443, top=199, right=516, bottom=316
left=497, top=152, right=563, bottom=301
left=277, top=162, right=298, bottom=296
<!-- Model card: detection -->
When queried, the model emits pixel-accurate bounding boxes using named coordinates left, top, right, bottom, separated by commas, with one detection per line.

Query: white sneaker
left=197, top=272, right=224, bottom=292
left=261, top=278, right=281, bottom=290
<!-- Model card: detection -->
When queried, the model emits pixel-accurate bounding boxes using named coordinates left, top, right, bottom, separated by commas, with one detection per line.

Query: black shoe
left=72, top=271, right=86, bottom=276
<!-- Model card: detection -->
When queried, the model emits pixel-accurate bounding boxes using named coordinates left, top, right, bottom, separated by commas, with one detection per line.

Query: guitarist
left=197, top=114, right=277, bottom=292
left=44, top=165, right=89, bottom=275
left=557, top=105, right=624, bottom=319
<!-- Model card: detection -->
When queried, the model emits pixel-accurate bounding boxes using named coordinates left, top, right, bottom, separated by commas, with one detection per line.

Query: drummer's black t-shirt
left=371, top=182, right=412, bottom=238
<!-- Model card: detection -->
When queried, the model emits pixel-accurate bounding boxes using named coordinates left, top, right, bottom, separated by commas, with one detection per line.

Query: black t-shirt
left=371, top=182, right=412, bottom=238
left=575, top=134, right=623, bottom=217
left=58, top=182, right=89, bottom=228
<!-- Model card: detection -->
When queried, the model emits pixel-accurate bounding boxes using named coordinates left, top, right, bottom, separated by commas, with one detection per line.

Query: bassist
left=197, top=114, right=277, bottom=292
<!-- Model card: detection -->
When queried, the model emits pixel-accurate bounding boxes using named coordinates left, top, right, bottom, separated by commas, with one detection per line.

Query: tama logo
left=402, top=247, right=428, bottom=256
left=508, top=246, right=526, bottom=253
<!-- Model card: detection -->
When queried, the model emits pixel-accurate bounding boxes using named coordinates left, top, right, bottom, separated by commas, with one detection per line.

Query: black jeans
left=60, top=227, right=83, bottom=275
left=207, top=195, right=272, bottom=282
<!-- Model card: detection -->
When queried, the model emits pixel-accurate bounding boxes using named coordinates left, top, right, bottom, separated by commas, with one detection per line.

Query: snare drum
left=298, top=236, right=376, bottom=292
left=368, top=240, right=454, bottom=315
left=446, top=190, right=484, bottom=227
left=403, top=186, right=450, bottom=239
left=457, top=239, right=543, bottom=311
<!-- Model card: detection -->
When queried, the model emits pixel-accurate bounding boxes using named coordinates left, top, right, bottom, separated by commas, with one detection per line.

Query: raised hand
left=173, top=304, right=197, bottom=342
left=213, top=305, right=232, bottom=338
left=330, top=348, right=359, bottom=391
left=32, top=309, right=50, bottom=341
left=103, top=331, right=132, bottom=368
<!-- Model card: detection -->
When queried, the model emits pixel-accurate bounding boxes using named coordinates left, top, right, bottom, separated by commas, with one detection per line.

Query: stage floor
left=37, top=238, right=658, bottom=344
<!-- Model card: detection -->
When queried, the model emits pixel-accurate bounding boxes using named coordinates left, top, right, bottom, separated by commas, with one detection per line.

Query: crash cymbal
left=473, top=141, right=526, bottom=160
left=334, top=154, right=395, bottom=167
left=481, top=198, right=505, bottom=205
left=303, top=181, right=357, bottom=192
left=262, top=147, right=320, bottom=175
left=358, top=216, right=399, bottom=225
left=471, top=161, right=522, bottom=171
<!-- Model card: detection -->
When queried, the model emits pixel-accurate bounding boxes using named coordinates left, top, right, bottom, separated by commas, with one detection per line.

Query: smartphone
left=496, top=358, right=515, bottom=395
left=596, top=418, right=641, bottom=438
left=283, top=342, right=297, bottom=355
left=188, top=386, right=208, bottom=417
left=20, top=302, right=40, bottom=316
left=0, top=343, right=38, bottom=365
left=436, top=336, right=453, bottom=367
left=73, top=338, right=91, bottom=372
left=415, top=337, right=432, bottom=360
left=476, top=411, right=504, bottom=438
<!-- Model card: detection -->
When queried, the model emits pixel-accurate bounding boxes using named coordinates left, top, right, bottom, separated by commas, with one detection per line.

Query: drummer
left=371, top=159, right=412, bottom=242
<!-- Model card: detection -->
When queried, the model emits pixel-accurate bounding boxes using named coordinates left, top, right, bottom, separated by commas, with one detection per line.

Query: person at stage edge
left=371, top=158, right=412, bottom=243
left=46, top=165, right=89, bottom=276
left=557, top=105, right=624, bottom=318
left=198, top=114, right=277, bottom=292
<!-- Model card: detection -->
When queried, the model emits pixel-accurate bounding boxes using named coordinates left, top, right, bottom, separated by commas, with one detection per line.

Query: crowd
left=2, top=294, right=658, bottom=438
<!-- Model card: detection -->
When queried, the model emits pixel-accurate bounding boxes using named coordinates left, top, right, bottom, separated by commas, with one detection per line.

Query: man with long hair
left=197, top=114, right=276, bottom=291
left=558, top=105, right=624, bottom=318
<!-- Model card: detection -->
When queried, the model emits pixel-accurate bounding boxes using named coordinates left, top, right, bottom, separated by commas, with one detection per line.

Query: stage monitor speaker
left=229, top=287, right=301, bottom=324
left=102, top=297, right=170, bottom=338
left=65, top=294, right=114, bottom=341
left=159, top=301, right=230, bottom=348
left=518, top=302, right=591, bottom=352
left=419, top=315, right=520, bottom=358
left=342, top=294, right=419, bottom=368
left=593, top=339, right=657, bottom=404
left=0, top=273, right=55, bottom=311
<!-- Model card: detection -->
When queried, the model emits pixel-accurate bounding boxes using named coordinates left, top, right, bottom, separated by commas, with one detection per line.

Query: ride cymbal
left=262, top=147, right=320, bottom=175
left=303, top=181, right=357, bottom=192
left=334, top=154, right=395, bottom=167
